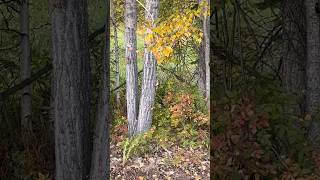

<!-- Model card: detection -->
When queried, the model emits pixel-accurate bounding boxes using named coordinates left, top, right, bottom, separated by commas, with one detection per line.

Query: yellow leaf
left=145, top=33, right=154, bottom=44
left=163, top=46, right=173, bottom=57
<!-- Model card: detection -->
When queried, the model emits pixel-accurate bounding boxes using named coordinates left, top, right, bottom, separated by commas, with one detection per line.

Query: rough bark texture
left=20, top=0, right=32, bottom=131
left=51, top=1, right=91, bottom=179
left=281, top=0, right=306, bottom=116
left=306, top=0, right=320, bottom=144
left=203, top=0, right=210, bottom=110
left=111, top=0, right=120, bottom=108
left=89, top=1, right=110, bottom=178
left=197, top=42, right=206, bottom=97
left=137, top=0, right=159, bottom=134
left=125, top=0, right=139, bottom=136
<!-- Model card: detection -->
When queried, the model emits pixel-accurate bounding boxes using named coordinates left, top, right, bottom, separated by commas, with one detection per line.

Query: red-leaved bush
left=211, top=97, right=319, bottom=179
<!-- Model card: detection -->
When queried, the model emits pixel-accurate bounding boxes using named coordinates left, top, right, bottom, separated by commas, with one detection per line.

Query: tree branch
left=0, top=63, right=52, bottom=101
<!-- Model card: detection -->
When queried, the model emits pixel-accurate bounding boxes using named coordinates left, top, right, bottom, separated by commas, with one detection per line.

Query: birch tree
left=202, top=0, right=210, bottom=110
left=125, top=0, right=139, bottom=136
left=137, top=0, right=159, bottom=134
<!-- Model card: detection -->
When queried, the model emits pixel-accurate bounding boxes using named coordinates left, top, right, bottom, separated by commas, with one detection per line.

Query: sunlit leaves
left=139, top=2, right=210, bottom=63
left=163, top=46, right=173, bottom=57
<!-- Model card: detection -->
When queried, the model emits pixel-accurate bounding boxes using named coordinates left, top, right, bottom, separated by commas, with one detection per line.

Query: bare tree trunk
left=20, top=0, right=32, bottom=131
left=90, top=1, right=110, bottom=178
left=51, top=1, right=91, bottom=179
left=281, top=0, right=306, bottom=116
left=111, top=0, right=120, bottom=108
left=306, top=0, right=320, bottom=145
left=197, top=42, right=206, bottom=97
left=125, top=0, right=139, bottom=136
left=137, top=0, right=159, bottom=134
left=203, top=0, right=210, bottom=110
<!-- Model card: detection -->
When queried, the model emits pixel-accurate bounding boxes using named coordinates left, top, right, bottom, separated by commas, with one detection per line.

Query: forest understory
left=110, top=136, right=209, bottom=179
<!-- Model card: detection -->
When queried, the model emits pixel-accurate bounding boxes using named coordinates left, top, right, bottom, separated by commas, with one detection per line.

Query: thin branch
left=0, top=63, right=52, bottom=102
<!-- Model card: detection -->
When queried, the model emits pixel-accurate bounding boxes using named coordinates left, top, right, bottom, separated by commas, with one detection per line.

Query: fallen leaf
left=137, top=176, right=144, bottom=180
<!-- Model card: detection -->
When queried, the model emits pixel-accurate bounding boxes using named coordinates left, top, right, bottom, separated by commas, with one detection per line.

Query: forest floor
left=110, top=124, right=210, bottom=180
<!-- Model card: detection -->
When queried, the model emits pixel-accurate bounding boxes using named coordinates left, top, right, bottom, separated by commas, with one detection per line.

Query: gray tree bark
left=203, top=0, right=210, bottom=110
left=111, top=0, right=120, bottom=108
left=20, top=0, right=32, bottom=131
left=89, top=1, right=110, bottom=178
left=197, top=42, right=206, bottom=97
left=281, top=0, right=306, bottom=116
left=306, top=0, right=320, bottom=145
left=137, top=0, right=159, bottom=134
left=51, top=0, right=91, bottom=179
left=125, top=0, right=139, bottom=136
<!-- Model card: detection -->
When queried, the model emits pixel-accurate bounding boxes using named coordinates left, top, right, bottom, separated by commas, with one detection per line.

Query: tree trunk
left=125, top=0, right=139, bottom=136
left=111, top=0, right=120, bottom=108
left=90, top=1, right=110, bottom=178
left=306, top=0, right=320, bottom=145
left=197, top=42, right=206, bottom=97
left=203, top=0, right=210, bottom=110
left=281, top=0, right=306, bottom=116
left=51, top=1, right=91, bottom=179
left=20, top=0, right=32, bottom=131
left=137, top=0, right=159, bottom=134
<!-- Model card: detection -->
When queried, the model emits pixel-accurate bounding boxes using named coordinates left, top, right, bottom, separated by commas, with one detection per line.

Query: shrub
left=211, top=95, right=319, bottom=179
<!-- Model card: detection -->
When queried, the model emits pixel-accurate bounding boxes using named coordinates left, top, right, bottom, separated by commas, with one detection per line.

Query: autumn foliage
left=139, top=1, right=208, bottom=63
left=211, top=97, right=320, bottom=179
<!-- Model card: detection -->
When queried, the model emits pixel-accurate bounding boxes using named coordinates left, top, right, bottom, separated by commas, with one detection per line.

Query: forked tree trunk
left=20, top=0, right=32, bottom=131
left=137, top=0, right=159, bottom=134
left=89, top=0, right=110, bottom=179
left=51, top=0, right=91, bottom=179
left=305, top=0, right=320, bottom=145
left=281, top=0, right=306, bottom=116
left=125, top=0, right=139, bottom=136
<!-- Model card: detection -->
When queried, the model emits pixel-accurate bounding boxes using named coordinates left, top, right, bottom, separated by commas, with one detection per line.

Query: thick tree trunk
left=203, top=0, right=210, bottom=110
left=51, top=1, right=91, bottom=179
left=20, top=0, right=32, bottom=131
left=281, top=0, right=306, bottom=116
left=125, top=0, right=139, bottom=136
left=111, top=0, right=120, bottom=108
left=137, top=0, right=159, bottom=134
left=306, top=0, right=320, bottom=144
left=89, top=1, right=110, bottom=178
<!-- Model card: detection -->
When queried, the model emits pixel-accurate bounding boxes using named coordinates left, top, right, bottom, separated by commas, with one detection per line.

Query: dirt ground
left=110, top=141, right=209, bottom=180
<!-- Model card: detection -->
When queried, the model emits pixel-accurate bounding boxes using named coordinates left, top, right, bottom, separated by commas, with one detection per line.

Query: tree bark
left=20, top=0, right=32, bottom=131
left=137, top=0, right=159, bottom=134
left=197, top=42, right=206, bottom=97
left=89, top=0, right=110, bottom=178
left=51, top=1, right=91, bottom=179
left=203, top=0, right=210, bottom=110
left=281, top=0, right=306, bottom=116
left=111, top=0, right=120, bottom=108
left=125, top=0, right=139, bottom=136
left=306, top=0, right=320, bottom=145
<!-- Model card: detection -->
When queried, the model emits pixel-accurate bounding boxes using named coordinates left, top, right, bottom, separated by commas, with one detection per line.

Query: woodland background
left=2, top=0, right=320, bottom=179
